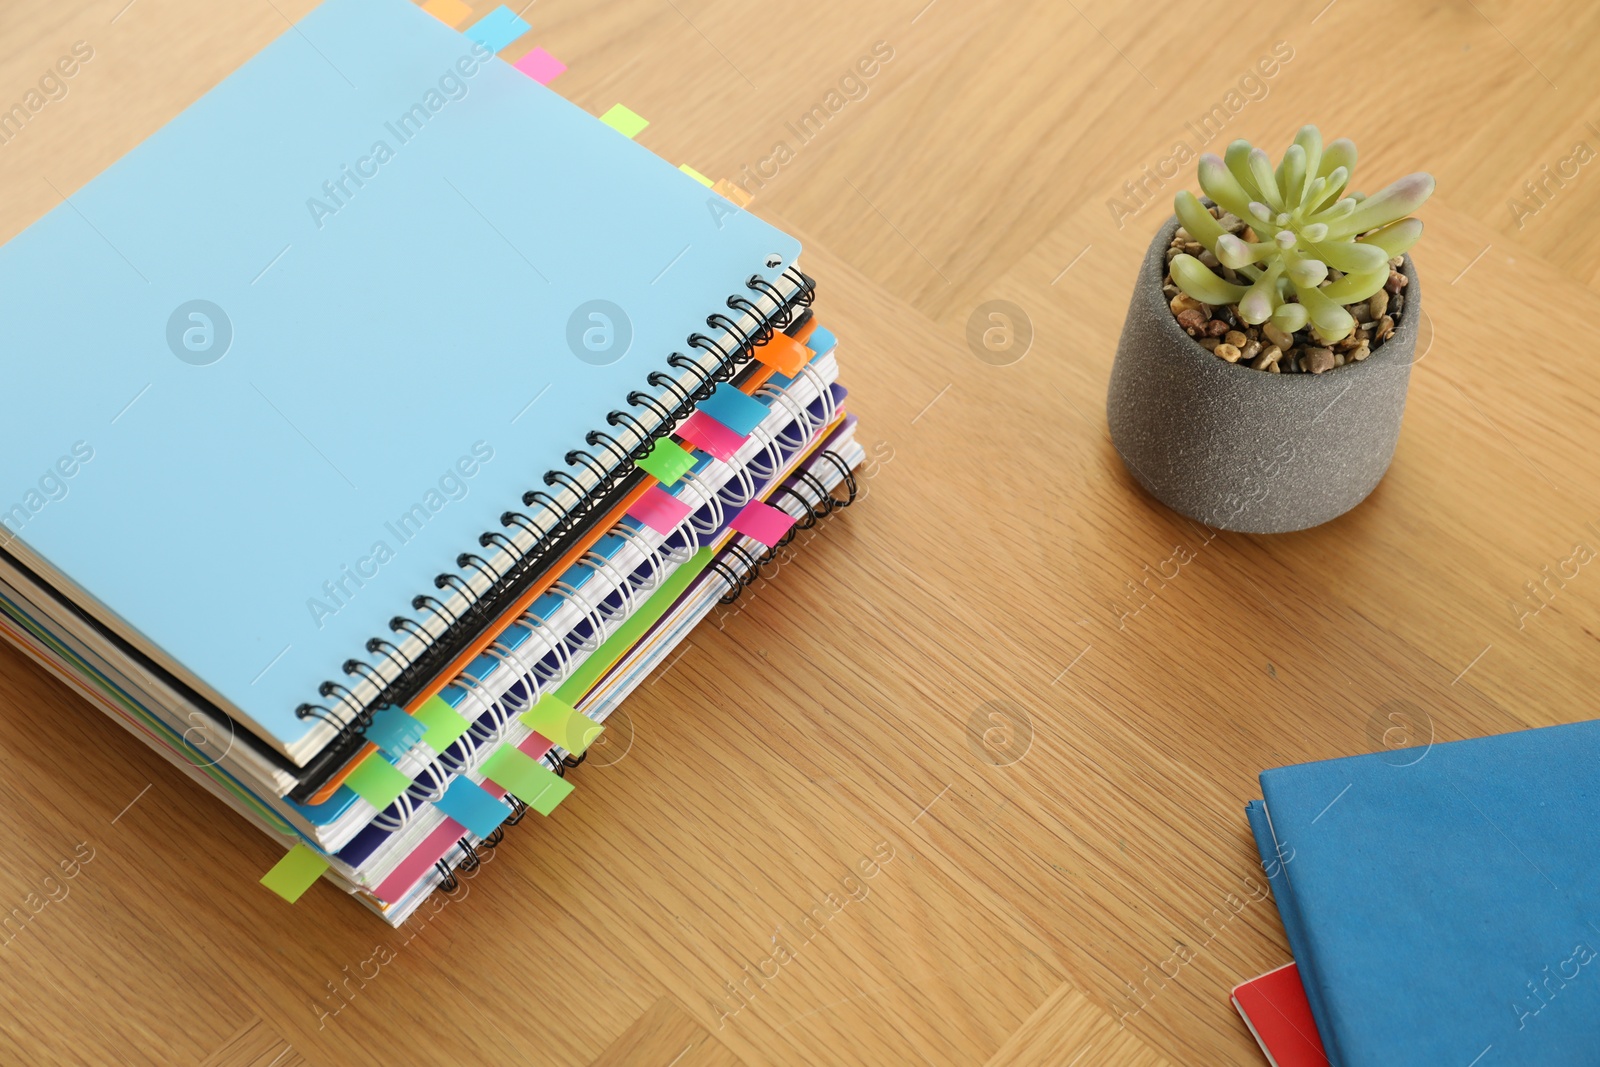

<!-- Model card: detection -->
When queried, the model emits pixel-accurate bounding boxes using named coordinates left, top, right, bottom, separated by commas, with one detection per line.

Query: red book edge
left=1230, top=961, right=1331, bottom=1067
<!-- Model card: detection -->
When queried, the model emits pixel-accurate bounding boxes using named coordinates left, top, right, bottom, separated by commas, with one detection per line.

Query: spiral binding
left=716, top=447, right=858, bottom=605
left=294, top=268, right=816, bottom=756
left=412, top=443, right=862, bottom=905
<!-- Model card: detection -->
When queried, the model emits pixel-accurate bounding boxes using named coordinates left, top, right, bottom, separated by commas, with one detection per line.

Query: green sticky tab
left=600, top=103, right=649, bottom=138
left=529, top=773, right=576, bottom=815
left=261, top=843, right=328, bottom=904
left=414, top=695, right=471, bottom=753
left=344, top=753, right=412, bottom=810
left=678, top=163, right=715, bottom=187
left=481, top=744, right=573, bottom=815
left=518, top=694, right=603, bottom=753
left=636, top=439, right=696, bottom=485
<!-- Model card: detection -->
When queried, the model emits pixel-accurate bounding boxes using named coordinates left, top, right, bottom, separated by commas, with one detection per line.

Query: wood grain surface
left=0, top=0, right=1596, bottom=1064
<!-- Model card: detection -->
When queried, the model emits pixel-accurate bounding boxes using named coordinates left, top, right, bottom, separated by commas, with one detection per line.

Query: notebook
left=1248, top=720, right=1600, bottom=1066
left=1232, top=962, right=1330, bottom=1067
left=0, top=0, right=801, bottom=765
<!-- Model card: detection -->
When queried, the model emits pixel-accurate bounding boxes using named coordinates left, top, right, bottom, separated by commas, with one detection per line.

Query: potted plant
left=1106, top=126, right=1433, bottom=533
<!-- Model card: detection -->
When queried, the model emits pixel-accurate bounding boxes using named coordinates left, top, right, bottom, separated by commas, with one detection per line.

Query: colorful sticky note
left=697, top=383, right=770, bottom=436
left=751, top=332, right=812, bottom=377
left=627, top=484, right=694, bottom=535
left=413, top=695, right=471, bottom=754
left=636, top=438, right=696, bottom=485
left=712, top=179, right=752, bottom=207
left=600, top=104, right=649, bottom=139
left=482, top=743, right=574, bottom=815
left=422, top=0, right=472, bottom=27
left=433, top=777, right=510, bottom=839
left=261, top=844, right=328, bottom=904
left=513, top=46, right=566, bottom=84
left=678, top=164, right=715, bottom=188
left=345, top=754, right=413, bottom=810
left=366, top=706, right=426, bottom=758
left=676, top=410, right=748, bottom=463
left=807, top=325, right=838, bottom=356
left=465, top=5, right=531, bottom=53
left=373, top=818, right=463, bottom=904
left=519, top=694, right=604, bottom=755
left=729, top=500, right=796, bottom=548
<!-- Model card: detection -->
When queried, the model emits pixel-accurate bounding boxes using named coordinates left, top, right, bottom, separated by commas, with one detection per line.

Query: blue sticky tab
left=365, top=707, right=426, bottom=758
left=696, top=383, right=770, bottom=437
left=464, top=5, right=531, bottom=53
left=806, top=326, right=837, bottom=356
left=434, top=777, right=511, bottom=838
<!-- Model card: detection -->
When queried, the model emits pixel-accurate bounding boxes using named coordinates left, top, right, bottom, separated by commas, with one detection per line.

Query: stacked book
left=0, top=0, right=862, bottom=924
left=1238, top=719, right=1600, bottom=1064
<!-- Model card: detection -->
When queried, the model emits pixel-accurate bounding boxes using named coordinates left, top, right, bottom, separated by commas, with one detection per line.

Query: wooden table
left=1, top=1, right=1595, bottom=1063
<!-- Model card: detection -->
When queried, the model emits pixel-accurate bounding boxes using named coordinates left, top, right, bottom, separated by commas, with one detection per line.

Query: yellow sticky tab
left=679, top=164, right=715, bottom=188
left=519, top=694, right=604, bottom=754
left=600, top=104, right=649, bottom=139
left=414, top=695, right=471, bottom=753
left=261, top=844, right=328, bottom=904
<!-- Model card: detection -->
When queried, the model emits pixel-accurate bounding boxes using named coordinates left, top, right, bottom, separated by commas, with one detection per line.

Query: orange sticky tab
left=422, top=0, right=472, bottom=27
left=712, top=179, right=752, bottom=208
left=752, top=332, right=810, bottom=377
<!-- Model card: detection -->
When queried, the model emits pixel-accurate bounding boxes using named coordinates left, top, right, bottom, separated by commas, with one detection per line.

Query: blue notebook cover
left=1250, top=720, right=1600, bottom=1065
left=0, top=0, right=799, bottom=762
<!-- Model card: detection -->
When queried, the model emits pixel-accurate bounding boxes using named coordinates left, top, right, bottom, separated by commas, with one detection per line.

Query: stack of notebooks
left=0, top=0, right=864, bottom=924
left=1240, top=719, right=1600, bottom=1064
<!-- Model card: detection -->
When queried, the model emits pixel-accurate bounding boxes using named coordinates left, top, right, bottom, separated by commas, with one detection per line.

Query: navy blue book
left=1247, top=720, right=1600, bottom=1066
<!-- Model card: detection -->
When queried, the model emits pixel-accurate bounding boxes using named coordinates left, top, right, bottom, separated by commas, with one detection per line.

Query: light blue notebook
left=0, top=0, right=800, bottom=762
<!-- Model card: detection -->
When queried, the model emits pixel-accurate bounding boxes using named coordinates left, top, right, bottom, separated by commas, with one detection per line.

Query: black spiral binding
left=716, top=448, right=857, bottom=605
left=285, top=269, right=815, bottom=801
left=422, top=445, right=859, bottom=902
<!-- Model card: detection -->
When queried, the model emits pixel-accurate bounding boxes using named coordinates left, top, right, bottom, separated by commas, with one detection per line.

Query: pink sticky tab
left=627, top=485, right=693, bottom=535
left=513, top=47, right=566, bottom=84
left=676, top=410, right=748, bottom=463
left=518, top=731, right=555, bottom=761
left=373, top=816, right=465, bottom=904
left=729, top=500, right=796, bottom=548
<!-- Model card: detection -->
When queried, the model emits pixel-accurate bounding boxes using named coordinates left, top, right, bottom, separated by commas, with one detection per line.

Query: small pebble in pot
left=1375, top=315, right=1395, bottom=342
left=1368, top=290, right=1389, bottom=319
left=1263, top=323, right=1295, bottom=350
left=1385, top=270, right=1408, bottom=294
left=1199, top=337, right=1221, bottom=352
left=1177, top=308, right=1207, bottom=333
left=1225, top=330, right=1247, bottom=347
left=1205, top=318, right=1230, bottom=337
left=1303, top=347, right=1336, bottom=374
left=1170, top=293, right=1204, bottom=315
left=1214, top=342, right=1243, bottom=363
left=1251, top=344, right=1282, bottom=371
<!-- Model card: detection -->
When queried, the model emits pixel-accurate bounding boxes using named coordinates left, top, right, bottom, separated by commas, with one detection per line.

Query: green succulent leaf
left=1286, top=257, right=1328, bottom=288
left=1326, top=173, right=1435, bottom=238
left=1238, top=261, right=1285, bottom=324
left=1247, top=148, right=1283, bottom=210
left=1171, top=254, right=1250, bottom=306
left=1271, top=301, right=1310, bottom=334
left=1294, top=282, right=1356, bottom=342
left=1277, top=144, right=1307, bottom=209
left=1216, top=233, right=1277, bottom=269
left=1320, top=267, right=1390, bottom=304
left=1225, top=140, right=1267, bottom=203
left=1357, top=217, right=1423, bottom=258
left=1174, top=191, right=1228, bottom=249
left=1319, top=138, right=1358, bottom=184
left=1304, top=239, right=1389, bottom=274
left=1293, top=126, right=1323, bottom=203
left=1198, top=154, right=1255, bottom=219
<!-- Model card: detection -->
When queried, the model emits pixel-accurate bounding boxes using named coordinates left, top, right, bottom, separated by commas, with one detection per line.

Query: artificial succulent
left=1170, top=126, right=1433, bottom=343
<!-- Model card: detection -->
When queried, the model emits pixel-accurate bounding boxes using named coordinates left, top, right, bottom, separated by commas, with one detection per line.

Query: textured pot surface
left=1106, top=215, right=1420, bottom=534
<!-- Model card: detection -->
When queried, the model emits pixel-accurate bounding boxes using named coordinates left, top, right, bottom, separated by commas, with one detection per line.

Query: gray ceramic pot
left=1106, top=215, right=1420, bottom=534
